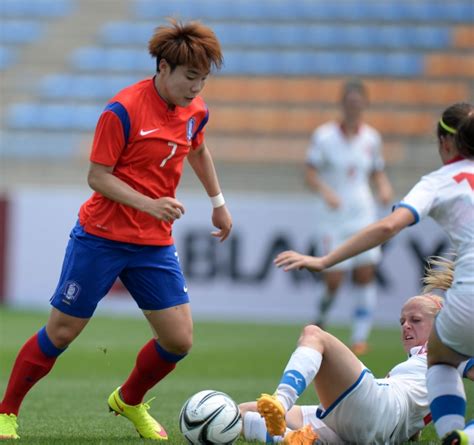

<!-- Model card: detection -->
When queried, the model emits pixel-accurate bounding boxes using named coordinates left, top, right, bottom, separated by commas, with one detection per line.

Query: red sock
left=0, top=333, right=57, bottom=416
left=120, top=339, right=185, bottom=405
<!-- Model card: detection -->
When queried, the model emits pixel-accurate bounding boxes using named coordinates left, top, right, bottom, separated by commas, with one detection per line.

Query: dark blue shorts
left=50, top=222, right=189, bottom=318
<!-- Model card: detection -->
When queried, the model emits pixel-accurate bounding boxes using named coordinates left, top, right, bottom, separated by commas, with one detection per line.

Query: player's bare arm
left=371, top=170, right=393, bottom=206
left=275, top=207, right=415, bottom=272
left=87, top=161, right=184, bottom=222
left=187, top=143, right=233, bottom=242
left=304, top=165, right=341, bottom=209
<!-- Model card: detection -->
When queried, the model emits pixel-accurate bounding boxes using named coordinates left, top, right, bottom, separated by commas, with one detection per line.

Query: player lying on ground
left=240, top=258, right=474, bottom=445
left=274, top=103, right=474, bottom=445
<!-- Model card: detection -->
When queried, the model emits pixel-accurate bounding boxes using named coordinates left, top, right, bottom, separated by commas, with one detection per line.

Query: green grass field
left=0, top=308, right=472, bottom=444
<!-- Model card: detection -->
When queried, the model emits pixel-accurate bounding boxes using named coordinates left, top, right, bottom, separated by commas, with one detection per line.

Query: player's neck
left=340, top=120, right=361, bottom=136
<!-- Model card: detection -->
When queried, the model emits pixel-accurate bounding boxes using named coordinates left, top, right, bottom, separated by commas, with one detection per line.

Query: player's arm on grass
left=187, top=142, right=232, bottom=241
left=275, top=207, right=415, bottom=272
left=87, top=162, right=184, bottom=222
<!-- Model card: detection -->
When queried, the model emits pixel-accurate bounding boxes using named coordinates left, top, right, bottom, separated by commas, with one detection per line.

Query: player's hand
left=274, top=250, right=327, bottom=272
left=144, top=197, right=185, bottom=223
left=323, top=191, right=341, bottom=209
left=211, top=205, right=232, bottom=242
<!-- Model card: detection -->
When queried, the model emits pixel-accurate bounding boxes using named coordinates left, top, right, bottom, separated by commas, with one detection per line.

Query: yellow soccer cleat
left=0, top=413, right=20, bottom=440
left=108, top=387, right=168, bottom=440
left=442, top=430, right=469, bottom=445
left=256, top=393, right=287, bottom=437
left=283, top=425, right=319, bottom=445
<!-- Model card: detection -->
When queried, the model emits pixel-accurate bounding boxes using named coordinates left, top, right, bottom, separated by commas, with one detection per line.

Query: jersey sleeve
left=306, top=128, right=325, bottom=168
left=90, top=102, right=130, bottom=166
left=191, top=108, right=209, bottom=149
left=393, top=174, right=438, bottom=224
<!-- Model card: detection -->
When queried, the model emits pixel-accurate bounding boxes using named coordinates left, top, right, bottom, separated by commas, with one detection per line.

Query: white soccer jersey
left=397, top=158, right=474, bottom=288
left=306, top=121, right=385, bottom=226
left=396, top=158, right=474, bottom=356
left=310, top=346, right=430, bottom=444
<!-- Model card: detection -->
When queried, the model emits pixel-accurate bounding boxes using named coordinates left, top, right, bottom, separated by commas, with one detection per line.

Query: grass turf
left=0, top=308, right=472, bottom=444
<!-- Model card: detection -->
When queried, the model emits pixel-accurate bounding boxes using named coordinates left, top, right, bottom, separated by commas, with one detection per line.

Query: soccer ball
left=179, top=390, right=242, bottom=444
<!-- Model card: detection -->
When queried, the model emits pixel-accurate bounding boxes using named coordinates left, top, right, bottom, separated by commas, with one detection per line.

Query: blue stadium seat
left=0, top=0, right=75, bottom=18
left=100, top=22, right=451, bottom=50
left=0, top=132, right=82, bottom=158
left=0, top=46, right=16, bottom=70
left=70, top=46, right=423, bottom=76
left=39, top=74, right=142, bottom=100
left=132, top=0, right=474, bottom=23
left=7, top=103, right=103, bottom=131
left=0, top=21, right=44, bottom=44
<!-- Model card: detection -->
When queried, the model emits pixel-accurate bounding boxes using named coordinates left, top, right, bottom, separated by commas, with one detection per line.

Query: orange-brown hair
left=148, top=19, right=223, bottom=74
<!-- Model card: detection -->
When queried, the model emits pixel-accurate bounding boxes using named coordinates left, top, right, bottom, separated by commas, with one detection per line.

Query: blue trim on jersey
left=155, top=340, right=187, bottom=363
left=37, top=326, right=67, bottom=358
left=431, top=395, right=466, bottom=421
left=316, top=369, right=371, bottom=419
left=104, top=101, right=130, bottom=144
left=192, top=109, right=209, bottom=141
left=265, top=432, right=274, bottom=443
left=463, top=358, right=474, bottom=378
left=392, top=202, right=419, bottom=225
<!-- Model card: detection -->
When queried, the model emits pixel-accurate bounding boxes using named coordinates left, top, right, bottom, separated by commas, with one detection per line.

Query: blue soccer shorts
left=50, top=222, right=189, bottom=318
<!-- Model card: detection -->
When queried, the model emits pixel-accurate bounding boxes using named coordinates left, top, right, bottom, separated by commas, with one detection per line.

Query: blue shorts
left=50, top=222, right=189, bottom=318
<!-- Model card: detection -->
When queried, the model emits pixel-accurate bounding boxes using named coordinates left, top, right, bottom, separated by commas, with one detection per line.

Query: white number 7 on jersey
left=160, top=142, right=178, bottom=167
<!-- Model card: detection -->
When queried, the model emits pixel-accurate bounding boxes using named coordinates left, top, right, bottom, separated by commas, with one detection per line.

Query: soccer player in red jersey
left=0, top=20, right=232, bottom=441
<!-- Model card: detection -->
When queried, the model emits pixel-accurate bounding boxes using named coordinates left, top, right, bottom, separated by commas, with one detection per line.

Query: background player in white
left=275, top=102, right=474, bottom=444
left=305, top=79, right=393, bottom=355
left=241, top=259, right=474, bottom=444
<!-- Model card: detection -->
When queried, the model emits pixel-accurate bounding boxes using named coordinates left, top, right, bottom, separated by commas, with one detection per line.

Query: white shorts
left=314, top=370, right=403, bottom=445
left=300, top=406, right=343, bottom=444
left=436, top=285, right=474, bottom=357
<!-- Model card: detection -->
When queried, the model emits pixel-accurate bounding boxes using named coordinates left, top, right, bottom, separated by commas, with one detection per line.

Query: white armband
left=210, top=193, right=225, bottom=208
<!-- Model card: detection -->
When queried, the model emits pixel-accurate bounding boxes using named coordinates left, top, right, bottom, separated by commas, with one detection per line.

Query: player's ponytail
left=455, top=111, right=474, bottom=159
left=422, top=256, right=454, bottom=293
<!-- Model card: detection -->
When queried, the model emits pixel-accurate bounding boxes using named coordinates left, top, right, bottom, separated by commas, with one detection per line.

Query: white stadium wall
left=3, top=188, right=450, bottom=326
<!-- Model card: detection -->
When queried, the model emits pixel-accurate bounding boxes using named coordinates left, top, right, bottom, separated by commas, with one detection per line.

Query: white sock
left=242, top=412, right=288, bottom=443
left=276, top=346, right=322, bottom=412
left=351, top=282, right=377, bottom=344
left=427, top=364, right=466, bottom=438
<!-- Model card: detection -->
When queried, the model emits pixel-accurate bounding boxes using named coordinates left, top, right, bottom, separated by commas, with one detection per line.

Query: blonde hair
left=422, top=256, right=454, bottom=293
left=403, top=256, right=453, bottom=317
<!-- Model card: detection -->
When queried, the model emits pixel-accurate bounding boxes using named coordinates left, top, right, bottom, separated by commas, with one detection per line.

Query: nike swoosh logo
left=183, top=286, right=188, bottom=293
left=140, top=128, right=159, bottom=136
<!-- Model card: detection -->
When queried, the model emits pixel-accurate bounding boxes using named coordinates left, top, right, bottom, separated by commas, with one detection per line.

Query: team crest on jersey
left=62, top=280, right=81, bottom=303
left=186, top=117, right=196, bottom=142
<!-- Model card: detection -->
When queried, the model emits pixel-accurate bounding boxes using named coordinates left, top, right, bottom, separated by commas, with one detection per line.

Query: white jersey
left=306, top=121, right=385, bottom=226
left=396, top=158, right=474, bottom=356
left=310, top=346, right=430, bottom=444
left=397, top=158, right=474, bottom=288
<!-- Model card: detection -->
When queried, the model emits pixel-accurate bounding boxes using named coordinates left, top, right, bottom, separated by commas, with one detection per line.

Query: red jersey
left=79, top=77, right=209, bottom=245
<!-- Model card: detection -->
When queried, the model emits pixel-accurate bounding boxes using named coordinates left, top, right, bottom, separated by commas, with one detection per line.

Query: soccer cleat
left=283, top=425, right=319, bottom=445
left=256, top=393, right=286, bottom=437
left=442, top=430, right=470, bottom=445
left=0, top=413, right=20, bottom=440
left=350, top=342, right=370, bottom=356
left=107, top=387, right=168, bottom=440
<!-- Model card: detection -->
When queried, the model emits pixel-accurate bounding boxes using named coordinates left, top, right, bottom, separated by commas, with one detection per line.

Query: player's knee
left=164, top=335, right=193, bottom=355
left=48, top=326, right=79, bottom=348
left=298, top=324, right=325, bottom=346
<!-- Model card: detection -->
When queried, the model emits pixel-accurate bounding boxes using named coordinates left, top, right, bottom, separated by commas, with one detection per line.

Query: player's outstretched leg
left=256, top=393, right=287, bottom=437
left=108, top=387, right=168, bottom=440
left=283, top=425, right=319, bottom=445
left=0, top=414, right=19, bottom=440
